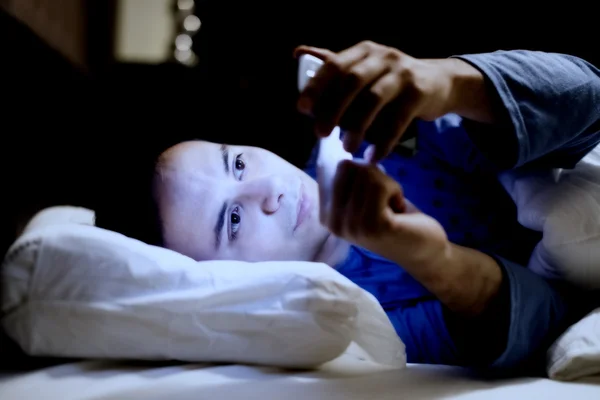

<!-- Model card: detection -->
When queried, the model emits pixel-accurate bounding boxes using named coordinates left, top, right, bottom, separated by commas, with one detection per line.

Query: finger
left=294, top=45, right=336, bottom=60
left=390, top=191, right=407, bottom=214
left=371, top=96, right=417, bottom=162
left=340, top=73, right=400, bottom=154
left=296, top=46, right=337, bottom=118
left=296, top=45, right=366, bottom=122
left=354, top=166, right=383, bottom=235
left=307, top=47, right=370, bottom=136
left=329, top=160, right=358, bottom=236
left=314, top=54, right=386, bottom=138
left=385, top=178, right=406, bottom=217
left=316, top=130, right=352, bottom=224
left=402, top=198, right=420, bottom=214
left=363, top=144, right=375, bottom=163
left=368, top=167, right=404, bottom=217
left=345, top=166, right=371, bottom=238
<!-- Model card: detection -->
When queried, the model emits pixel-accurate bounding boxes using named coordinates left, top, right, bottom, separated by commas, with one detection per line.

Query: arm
left=445, top=254, right=579, bottom=372
left=446, top=51, right=600, bottom=169
left=384, top=250, right=577, bottom=371
left=324, top=160, right=506, bottom=317
left=323, top=159, right=578, bottom=370
left=404, top=243, right=503, bottom=316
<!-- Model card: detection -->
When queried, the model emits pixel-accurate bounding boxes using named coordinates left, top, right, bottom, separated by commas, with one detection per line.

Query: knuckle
left=361, top=87, right=383, bottom=108
left=371, top=76, right=397, bottom=98
left=359, top=40, right=377, bottom=50
left=407, top=78, right=427, bottom=101
left=397, top=69, right=426, bottom=102
left=368, top=83, right=387, bottom=100
left=383, top=49, right=402, bottom=62
left=398, top=66, right=416, bottom=85
left=346, top=67, right=367, bottom=88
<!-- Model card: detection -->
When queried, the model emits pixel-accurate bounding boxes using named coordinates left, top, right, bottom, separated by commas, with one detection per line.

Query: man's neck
left=313, top=233, right=350, bottom=268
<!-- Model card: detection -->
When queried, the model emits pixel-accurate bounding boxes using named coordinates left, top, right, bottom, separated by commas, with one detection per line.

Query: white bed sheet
left=2, top=355, right=600, bottom=400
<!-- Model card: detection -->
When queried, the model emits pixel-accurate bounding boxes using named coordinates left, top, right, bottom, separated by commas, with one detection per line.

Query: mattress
left=2, top=355, right=600, bottom=400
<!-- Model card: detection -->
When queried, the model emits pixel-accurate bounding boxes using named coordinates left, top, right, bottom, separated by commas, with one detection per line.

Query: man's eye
left=230, top=207, right=241, bottom=240
left=233, top=154, right=245, bottom=180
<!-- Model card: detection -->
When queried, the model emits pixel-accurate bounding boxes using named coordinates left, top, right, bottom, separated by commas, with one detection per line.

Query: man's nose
left=242, top=175, right=287, bottom=214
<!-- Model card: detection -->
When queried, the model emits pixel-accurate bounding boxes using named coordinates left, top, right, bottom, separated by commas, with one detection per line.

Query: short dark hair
left=92, top=140, right=171, bottom=247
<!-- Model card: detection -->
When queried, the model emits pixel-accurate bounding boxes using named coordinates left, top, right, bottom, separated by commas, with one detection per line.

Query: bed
left=0, top=195, right=600, bottom=400
left=2, top=355, right=600, bottom=400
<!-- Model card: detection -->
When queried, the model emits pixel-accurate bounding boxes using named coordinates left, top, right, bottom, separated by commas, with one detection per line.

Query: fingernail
left=363, top=145, right=375, bottom=162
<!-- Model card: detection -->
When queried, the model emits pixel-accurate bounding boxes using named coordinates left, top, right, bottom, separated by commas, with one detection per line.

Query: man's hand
left=318, top=161, right=503, bottom=315
left=319, top=159, right=449, bottom=270
left=295, top=41, right=496, bottom=161
left=295, top=41, right=453, bottom=160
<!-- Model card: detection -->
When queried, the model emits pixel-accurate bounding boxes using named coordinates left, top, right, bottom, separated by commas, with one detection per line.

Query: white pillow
left=499, top=146, right=600, bottom=380
left=548, top=308, right=600, bottom=380
left=1, top=210, right=405, bottom=369
left=499, top=144, right=600, bottom=288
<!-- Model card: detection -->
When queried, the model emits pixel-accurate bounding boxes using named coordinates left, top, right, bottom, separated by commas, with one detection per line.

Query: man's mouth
left=294, top=183, right=311, bottom=231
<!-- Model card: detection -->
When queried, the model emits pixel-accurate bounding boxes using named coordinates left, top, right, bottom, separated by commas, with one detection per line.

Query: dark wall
left=192, top=2, right=599, bottom=164
left=1, top=4, right=598, bottom=252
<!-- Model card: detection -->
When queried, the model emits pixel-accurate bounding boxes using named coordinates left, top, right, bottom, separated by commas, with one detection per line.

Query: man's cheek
left=240, top=233, right=282, bottom=260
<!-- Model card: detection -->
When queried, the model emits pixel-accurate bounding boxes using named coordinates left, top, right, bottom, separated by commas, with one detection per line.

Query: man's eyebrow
left=214, top=201, right=228, bottom=250
left=221, top=144, right=229, bottom=174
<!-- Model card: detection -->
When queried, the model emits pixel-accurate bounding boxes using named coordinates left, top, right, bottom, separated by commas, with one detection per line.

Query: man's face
left=154, top=141, right=328, bottom=262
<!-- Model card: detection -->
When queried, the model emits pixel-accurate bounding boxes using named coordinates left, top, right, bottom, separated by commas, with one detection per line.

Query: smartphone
left=297, top=54, right=417, bottom=157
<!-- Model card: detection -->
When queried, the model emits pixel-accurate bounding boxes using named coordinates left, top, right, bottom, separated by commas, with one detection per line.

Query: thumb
left=294, top=45, right=336, bottom=61
left=363, top=144, right=376, bottom=163
left=362, top=145, right=386, bottom=172
left=389, top=192, right=406, bottom=214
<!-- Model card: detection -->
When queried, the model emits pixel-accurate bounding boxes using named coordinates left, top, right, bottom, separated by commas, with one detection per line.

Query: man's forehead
left=164, top=141, right=222, bottom=172
left=156, top=140, right=237, bottom=260
left=159, top=173, right=223, bottom=260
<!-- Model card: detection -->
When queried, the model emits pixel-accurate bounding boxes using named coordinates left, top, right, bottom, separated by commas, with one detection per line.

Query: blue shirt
left=307, top=51, right=600, bottom=373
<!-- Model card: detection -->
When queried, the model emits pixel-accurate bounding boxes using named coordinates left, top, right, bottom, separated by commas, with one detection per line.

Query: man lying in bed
left=96, top=43, right=600, bottom=375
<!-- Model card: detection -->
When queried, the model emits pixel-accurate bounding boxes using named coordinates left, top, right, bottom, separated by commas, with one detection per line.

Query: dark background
left=1, top=2, right=598, bottom=253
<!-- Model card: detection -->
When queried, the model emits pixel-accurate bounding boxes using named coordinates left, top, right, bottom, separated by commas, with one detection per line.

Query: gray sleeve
left=454, top=51, right=600, bottom=169
left=444, top=255, right=577, bottom=375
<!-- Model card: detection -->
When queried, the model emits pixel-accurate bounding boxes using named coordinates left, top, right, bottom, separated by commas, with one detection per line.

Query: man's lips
left=295, top=183, right=311, bottom=231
